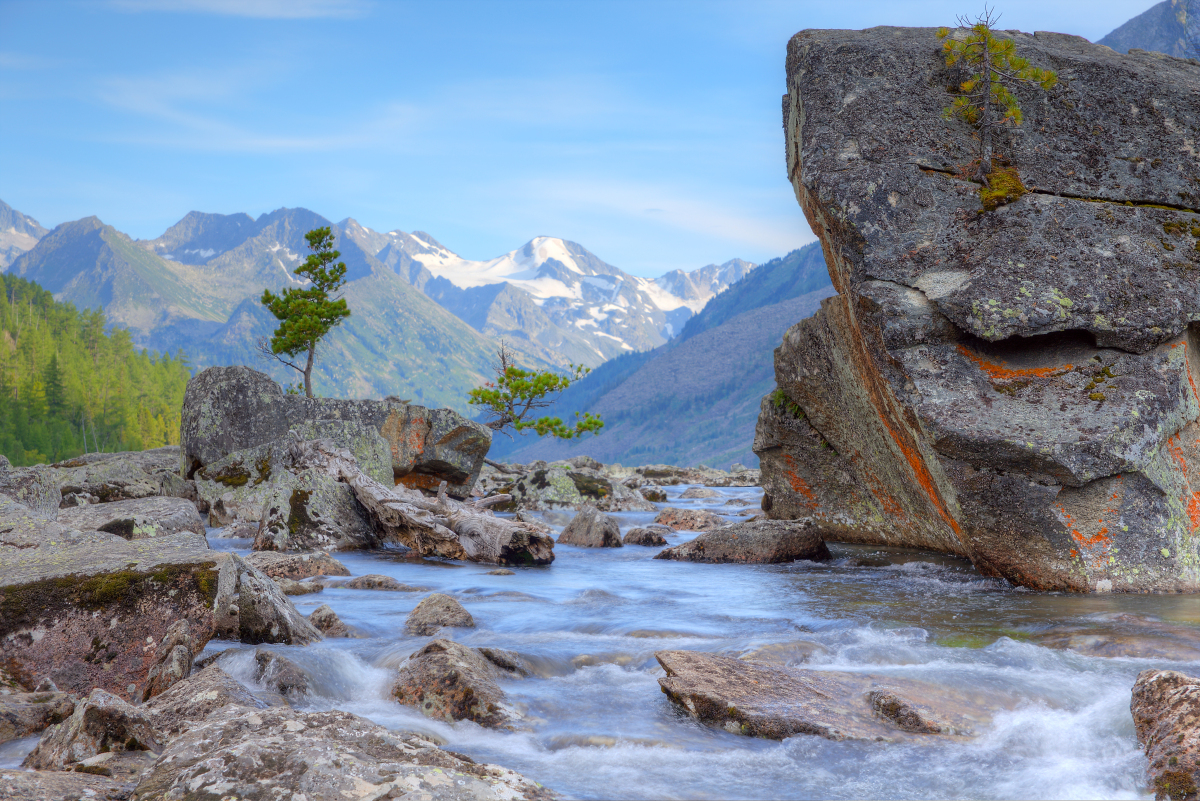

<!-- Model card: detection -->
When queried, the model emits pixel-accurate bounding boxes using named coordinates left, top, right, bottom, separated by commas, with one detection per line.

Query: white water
left=12, top=484, right=1192, bottom=797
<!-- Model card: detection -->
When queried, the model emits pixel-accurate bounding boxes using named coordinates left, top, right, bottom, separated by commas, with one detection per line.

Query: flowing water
left=13, top=484, right=1200, bottom=798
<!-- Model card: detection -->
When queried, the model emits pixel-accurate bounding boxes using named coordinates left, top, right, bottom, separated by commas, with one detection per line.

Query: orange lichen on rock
left=782, top=455, right=818, bottom=510
left=956, top=344, right=1073, bottom=382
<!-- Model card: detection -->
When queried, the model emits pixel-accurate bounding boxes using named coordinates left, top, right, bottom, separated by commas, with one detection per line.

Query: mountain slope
left=0, top=199, right=48, bottom=269
left=488, top=286, right=836, bottom=467
left=1098, top=1, right=1190, bottom=56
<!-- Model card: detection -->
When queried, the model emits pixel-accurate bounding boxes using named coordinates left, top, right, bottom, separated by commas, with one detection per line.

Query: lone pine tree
left=469, top=342, right=603, bottom=440
left=938, top=8, right=1057, bottom=185
left=259, top=227, right=351, bottom=398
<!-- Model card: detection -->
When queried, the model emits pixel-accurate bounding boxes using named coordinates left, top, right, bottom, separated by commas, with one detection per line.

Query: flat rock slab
left=656, top=650, right=1001, bottom=741
left=130, top=705, right=556, bottom=800
left=244, top=550, right=350, bottom=580
left=57, top=496, right=205, bottom=540
left=655, top=520, right=829, bottom=564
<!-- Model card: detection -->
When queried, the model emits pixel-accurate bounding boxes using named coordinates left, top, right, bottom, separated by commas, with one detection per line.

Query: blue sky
left=0, top=0, right=1156, bottom=276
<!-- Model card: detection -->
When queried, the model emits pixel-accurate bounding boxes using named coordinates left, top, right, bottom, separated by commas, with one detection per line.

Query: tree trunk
left=303, top=344, right=315, bottom=398
left=976, top=45, right=994, bottom=183
left=286, top=437, right=555, bottom=566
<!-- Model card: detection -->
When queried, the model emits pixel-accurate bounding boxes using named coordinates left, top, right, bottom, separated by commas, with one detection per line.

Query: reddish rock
left=654, top=519, right=829, bottom=564
left=244, top=550, right=351, bottom=580
left=653, top=508, right=727, bottom=532
left=391, top=639, right=519, bottom=729
left=1132, top=669, right=1200, bottom=801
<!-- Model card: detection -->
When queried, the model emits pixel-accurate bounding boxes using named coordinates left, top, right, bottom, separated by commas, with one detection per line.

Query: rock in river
left=392, top=639, right=521, bottom=729
left=244, top=549, right=351, bottom=580
left=655, top=519, right=829, bottom=563
left=653, top=507, right=727, bottom=532
left=758, top=26, right=1200, bottom=592
left=558, top=505, right=623, bottom=548
left=623, top=526, right=669, bottom=546
left=656, top=650, right=999, bottom=741
left=1131, top=669, right=1200, bottom=801
left=406, top=593, right=475, bottom=636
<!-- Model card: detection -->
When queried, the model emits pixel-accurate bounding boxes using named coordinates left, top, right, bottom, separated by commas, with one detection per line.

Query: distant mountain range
left=1099, top=1, right=1194, bottom=57
left=0, top=200, right=755, bottom=415
left=488, top=244, right=833, bottom=468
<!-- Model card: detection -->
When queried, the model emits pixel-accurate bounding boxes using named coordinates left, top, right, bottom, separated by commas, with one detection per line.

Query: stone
left=655, top=519, right=830, bottom=564
left=0, top=495, right=218, bottom=700
left=180, top=365, right=491, bottom=499
left=57, top=495, right=205, bottom=540
left=679, top=487, right=722, bottom=500
left=623, top=527, right=669, bottom=546
left=244, top=550, right=350, bottom=580
left=143, top=664, right=267, bottom=740
left=501, top=465, right=656, bottom=512
left=406, top=593, right=475, bottom=635
left=254, top=649, right=310, bottom=698
left=640, top=487, right=668, bottom=503
left=141, top=621, right=194, bottom=701
left=1132, top=670, right=1200, bottom=801
left=277, top=577, right=324, bottom=595
left=50, top=446, right=187, bottom=505
left=759, top=27, right=1200, bottom=592
left=558, top=505, right=622, bottom=548
left=308, top=605, right=351, bottom=638
left=653, top=507, right=727, bottom=531
left=487, top=568, right=516, bottom=575
left=739, top=640, right=829, bottom=666
left=656, top=650, right=999, bottom=741
left=391, top=640, right=518, bottom=729
left=0, top=691, right=75, bottom=744
left=344, top=574, right=426, bottom=591
left=234, top=556, right=323, bottom=646
left=0, top=463, right=60, bottom=519
left=0, top=761, right=147, bottom=799
left=23, top=689, right=161, bottom=770
left=129, top=704, right=555, bottom=800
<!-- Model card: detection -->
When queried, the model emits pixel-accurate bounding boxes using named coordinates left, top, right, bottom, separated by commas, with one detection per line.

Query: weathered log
left=289, top=438, right=554, bottom=566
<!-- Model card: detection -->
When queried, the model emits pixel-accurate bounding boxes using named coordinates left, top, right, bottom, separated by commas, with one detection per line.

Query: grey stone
left=143, top=664, right=267, bottom=741
left=141, top=620, right=195, bottom=701
left=51, top=446, right=184, bottom=505
left=653, top=507, right=727, bottom=531
left=344, top=574, right=427, bottom=591
left=129, top=704, right=555, bottom=800
left=254, top=649, right=310, bottom=698
left=406, top=593, right=475, bottom=636
left=244, top=550, right=350, bottom=580
left=679, top=487, right=722, bottom=499
left=0, top=691, right=75, bottom=744
left=557, top=505, right=622, bottom=548
left=759, top=26, right=1200, bottom=592
left=622, top=527, right=669, bottom=546
left=277, top=577, right=324, bottom=596
left=654, top=519, right=829, bottom=564
left=233, top=555, right=323, bottom=646
left=180, top=365, right=491, bottom=499
left=23, top=689, right=161, bottom=770
left=391, top=640, right=519, bottom=729
left=308, top=604, right=351, bottom=638
left=0, top=464, right=60, bottom=520
left=57, top=496, right=205, bottom=540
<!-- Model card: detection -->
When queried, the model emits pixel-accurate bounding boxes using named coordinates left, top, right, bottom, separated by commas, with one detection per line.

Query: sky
left=0, top=0, right=1157, bottom=277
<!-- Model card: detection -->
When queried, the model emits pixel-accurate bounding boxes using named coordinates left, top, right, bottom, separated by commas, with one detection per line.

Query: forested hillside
left=0, top=275, right=191, bottom=466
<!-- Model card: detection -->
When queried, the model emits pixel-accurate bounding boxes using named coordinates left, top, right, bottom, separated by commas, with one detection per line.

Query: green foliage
left=770, top=388, right=806, bottom=420
left=0, top=274, right=192, bottom=466
left=469, top=343, right=604, bottom=440
left=937, top=8, right=1057, bottom=180
left=979, top=165, right=1028, bottom=211
left=260, top=227, right=351, bottom=398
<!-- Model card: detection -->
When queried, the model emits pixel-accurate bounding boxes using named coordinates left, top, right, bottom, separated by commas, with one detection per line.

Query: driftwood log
left=290, top=436, right=554, bottom=565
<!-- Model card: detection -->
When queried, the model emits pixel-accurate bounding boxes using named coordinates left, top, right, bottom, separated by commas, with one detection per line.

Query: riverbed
left=15, top=483, right=1198, bottom=799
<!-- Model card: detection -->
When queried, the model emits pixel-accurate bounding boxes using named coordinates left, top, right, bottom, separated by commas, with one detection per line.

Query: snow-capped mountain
left=337, top=223, right=754, bottom=365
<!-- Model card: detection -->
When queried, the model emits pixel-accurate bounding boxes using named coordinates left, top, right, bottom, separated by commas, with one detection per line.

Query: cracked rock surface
left=759, top=27, right=1200, bottom=591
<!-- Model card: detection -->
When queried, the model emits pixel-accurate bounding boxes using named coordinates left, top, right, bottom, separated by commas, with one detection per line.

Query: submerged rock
left=655, top=520, right=829, bottom=564
left=558, top=505, right=622, bottom=548
left=180, top=365, right=491, bottom=499
left=1034, top=614, right=1200, bottom=661
left=254, top=649, right=311, bottom=698
left=129, top=704, right=555, bottom=800
left=344, top=574, right=426, bottom=591
left=391, top=639, right=520, bottom=728
left=759, top=27, right=1200, bottom=592
left=57, top=495, right=205, bottom=540
left=679, top=487, right=722, bottom=500
left=1132, top=670, right=1200, bottom=801
left=406, top=593, right=475, bottom=636
left=656, top=650, right=999, bottom=741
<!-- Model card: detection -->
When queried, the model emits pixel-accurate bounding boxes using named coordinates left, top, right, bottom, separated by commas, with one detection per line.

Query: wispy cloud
left=107, top=0, right=370, bottom=19
left=0, top=51, right=63, bottom=70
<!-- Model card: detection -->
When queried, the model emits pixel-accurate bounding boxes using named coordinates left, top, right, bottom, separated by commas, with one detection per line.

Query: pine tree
left=259, top=227, right=351, bottom=398
left=44, top=352, right=64, bottom=415
left=938, top=8, right=1057, bottom=183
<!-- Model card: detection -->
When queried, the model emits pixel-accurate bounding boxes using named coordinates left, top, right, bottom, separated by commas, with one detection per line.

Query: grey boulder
left=57, top=495, right=205, bottom=540
left=654, top=519, right=829, bottom=563
left=558, top=505, right=622, bottom=548
left=405, top=593, right=475, bottom=636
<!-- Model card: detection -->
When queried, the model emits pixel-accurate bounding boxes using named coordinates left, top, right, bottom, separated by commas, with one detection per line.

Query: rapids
left=9, top=484, right=1194, bottom=798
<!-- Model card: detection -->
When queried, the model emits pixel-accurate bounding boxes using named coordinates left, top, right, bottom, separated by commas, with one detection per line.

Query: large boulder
left=656, top=650, right=999, bottom=741
left=22, top=689, right=162, bottom=770
left=50, top=446, right=191, bottom=505
left=57, top=495, right=205, bottom=540
left=655, top=519, right=829, bottom=563
left=0, top=457, right=60, bottom=518
left=758, top=27, right=1200, bottom=591
left=405, top=593, right=475, bottom=635
left=180, top=365, right=491, bottom=499
left=223, top=555, right=323, bottom=645
left=391, top=639, right=522, bottom=729
left=1131, top=669, right=1200, bottom=800
left=0, top=496, right=218, bottom=700
left=129, top=705, right=555, bottom=800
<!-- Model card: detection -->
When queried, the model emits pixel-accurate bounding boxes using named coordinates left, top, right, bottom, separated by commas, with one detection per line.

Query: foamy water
left=12, top=483, right=1190, bottom=798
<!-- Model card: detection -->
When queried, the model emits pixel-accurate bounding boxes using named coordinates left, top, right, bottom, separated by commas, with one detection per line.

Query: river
left=11, top=483, right=1198, bottom=798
